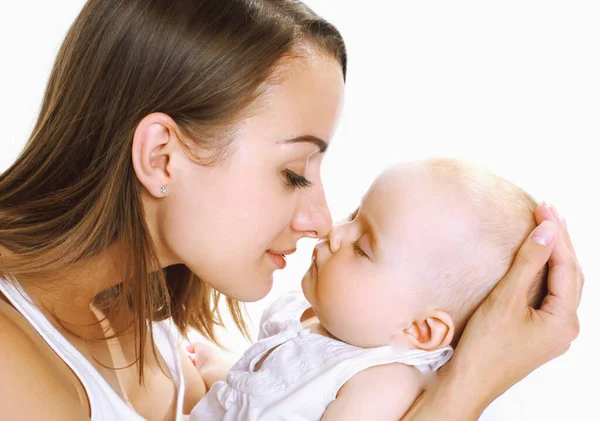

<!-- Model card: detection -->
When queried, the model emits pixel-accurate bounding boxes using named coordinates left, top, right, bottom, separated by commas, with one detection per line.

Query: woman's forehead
left=245, top=54, right=345, bottom=140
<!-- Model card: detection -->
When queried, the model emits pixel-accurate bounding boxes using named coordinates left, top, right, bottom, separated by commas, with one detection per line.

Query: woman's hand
left=185, top=342, right=238, bottom=390
left=453, top=204, right=581, bottom=401
left=402, top=204, right=583, bottom=420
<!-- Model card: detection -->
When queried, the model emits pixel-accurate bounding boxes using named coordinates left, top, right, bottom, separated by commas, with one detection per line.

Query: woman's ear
left=131, top=112, right=176, bottom=198
left=403, top=310, right=455, bottom=350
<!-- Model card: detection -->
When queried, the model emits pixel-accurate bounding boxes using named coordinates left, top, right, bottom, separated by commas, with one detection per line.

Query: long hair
left=0, top=0, right=346, bottom=384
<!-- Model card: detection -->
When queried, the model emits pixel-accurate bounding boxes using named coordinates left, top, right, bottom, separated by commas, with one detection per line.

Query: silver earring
left=160, top=185, right=168, bottom=195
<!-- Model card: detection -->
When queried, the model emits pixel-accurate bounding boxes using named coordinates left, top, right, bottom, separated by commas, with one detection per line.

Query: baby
left=190, top=158, right=547, bottom=420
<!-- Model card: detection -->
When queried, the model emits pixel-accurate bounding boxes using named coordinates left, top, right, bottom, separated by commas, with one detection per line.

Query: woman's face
left=156, top=52, right=345, bottom=302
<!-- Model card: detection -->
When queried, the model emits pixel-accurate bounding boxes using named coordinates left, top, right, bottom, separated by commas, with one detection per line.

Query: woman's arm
left=401, top=204, right=583, bottom=420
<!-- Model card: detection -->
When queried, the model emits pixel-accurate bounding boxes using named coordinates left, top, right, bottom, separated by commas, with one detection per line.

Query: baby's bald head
left=386, top=159, right=547, bottom=344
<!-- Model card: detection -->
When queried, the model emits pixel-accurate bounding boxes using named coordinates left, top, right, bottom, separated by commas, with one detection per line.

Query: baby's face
left=302, top=164, right=472, bottom=348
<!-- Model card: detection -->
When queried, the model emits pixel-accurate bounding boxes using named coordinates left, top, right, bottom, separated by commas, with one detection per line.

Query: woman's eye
left=352, top=240, right=369, bottom=259
left=283, top=169, right=312, bottom=189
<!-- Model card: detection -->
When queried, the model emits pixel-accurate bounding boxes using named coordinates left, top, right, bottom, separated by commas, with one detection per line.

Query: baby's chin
left=301, top=277, right=315, bottom=308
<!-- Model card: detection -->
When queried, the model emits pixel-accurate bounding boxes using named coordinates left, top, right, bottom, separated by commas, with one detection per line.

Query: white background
left=1, top=1, right=598, bottom=420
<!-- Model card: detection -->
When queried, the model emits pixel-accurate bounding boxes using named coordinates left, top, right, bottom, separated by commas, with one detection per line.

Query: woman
left=0, top=0, right=582, bottom=420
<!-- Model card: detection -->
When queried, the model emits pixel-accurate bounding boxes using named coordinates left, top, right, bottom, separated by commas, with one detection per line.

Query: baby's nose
left=327, top=224, right=343, bottom=253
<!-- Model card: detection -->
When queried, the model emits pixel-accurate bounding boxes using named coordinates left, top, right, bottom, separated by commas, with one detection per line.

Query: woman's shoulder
left=0, top=298, right=89, bottom=419
left=0, top=293, right=60, bottom=356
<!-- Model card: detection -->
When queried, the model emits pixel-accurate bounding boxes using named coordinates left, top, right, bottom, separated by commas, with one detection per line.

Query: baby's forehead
left=362, top=163, right=480, bottom=231
left=360, top=160, right=536, bottom=276
left=366, top=163, right=464, bottom=204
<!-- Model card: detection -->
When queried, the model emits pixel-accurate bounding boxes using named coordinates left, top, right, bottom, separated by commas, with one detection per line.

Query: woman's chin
left=204, top=272, right=274, bottom=303
left=238, top=277, right=274, bottom=303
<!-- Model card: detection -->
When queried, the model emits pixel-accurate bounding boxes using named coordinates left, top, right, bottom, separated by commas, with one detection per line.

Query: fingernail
left=531, top=221, right=556, bottom=246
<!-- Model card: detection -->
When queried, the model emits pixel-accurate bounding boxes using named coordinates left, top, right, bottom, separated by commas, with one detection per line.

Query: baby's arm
left=321, top=362, right=424, bottom=421
left=179, top=345, right=208, bottom=414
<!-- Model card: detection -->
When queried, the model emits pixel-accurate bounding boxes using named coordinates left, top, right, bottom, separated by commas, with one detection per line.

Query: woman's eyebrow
left=279, top=135, right=328, bottom=153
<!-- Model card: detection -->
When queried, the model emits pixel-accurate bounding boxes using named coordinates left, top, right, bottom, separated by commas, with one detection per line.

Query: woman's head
left=0, top=0, right=345, bottom=380
left=138, top=49, right=344, bottom=303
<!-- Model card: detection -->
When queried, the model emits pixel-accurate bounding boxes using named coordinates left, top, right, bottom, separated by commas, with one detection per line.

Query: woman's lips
left=267, top=250, right=289, bottom=269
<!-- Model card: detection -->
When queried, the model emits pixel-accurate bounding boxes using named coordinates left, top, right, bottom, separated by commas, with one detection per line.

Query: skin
left=402, top=205, right=583, bottom=420
left=136, top=51, right=345, bottom=302
left=189, top=171, right=583, bottom=420
left=302, top=162, right=474, bottom=351
left=301, top=161, right=564, bottom=420
left=0, top=43, right=584, bottom=421
left=0, top=49, right=345, bottom=420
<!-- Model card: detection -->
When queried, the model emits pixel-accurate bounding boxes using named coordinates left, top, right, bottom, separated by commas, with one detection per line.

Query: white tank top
left=0, top=278, right=186, bottom=421
left=190, top=291, right=453, bottom=421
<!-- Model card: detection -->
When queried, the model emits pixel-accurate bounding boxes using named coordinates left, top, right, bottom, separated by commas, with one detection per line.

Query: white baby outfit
left=190, top=291, right=453, bottom=421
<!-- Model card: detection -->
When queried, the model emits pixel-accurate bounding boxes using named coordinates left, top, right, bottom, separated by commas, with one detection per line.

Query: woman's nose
left=290, top=182, right=332, bottom=239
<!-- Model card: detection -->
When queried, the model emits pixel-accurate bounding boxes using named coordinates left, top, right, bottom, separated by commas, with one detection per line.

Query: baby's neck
left=300, top=306, right=419, bottom=352
left=300, top=307, right=335, bottom=339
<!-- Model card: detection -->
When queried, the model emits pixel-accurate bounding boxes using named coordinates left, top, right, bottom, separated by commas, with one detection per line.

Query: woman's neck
left=13, top=242, right=132, bottom=337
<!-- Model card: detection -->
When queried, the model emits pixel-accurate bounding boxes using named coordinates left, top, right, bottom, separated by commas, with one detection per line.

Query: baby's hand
left=185, top=342, right=237, bottom=390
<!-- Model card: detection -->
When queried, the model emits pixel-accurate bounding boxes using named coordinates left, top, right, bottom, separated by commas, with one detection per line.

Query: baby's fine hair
left=425, top=159, right=548, bottom=345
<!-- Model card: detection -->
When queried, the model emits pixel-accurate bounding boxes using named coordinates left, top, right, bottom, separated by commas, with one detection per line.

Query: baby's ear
left=403, top=310, right=454, bottom=351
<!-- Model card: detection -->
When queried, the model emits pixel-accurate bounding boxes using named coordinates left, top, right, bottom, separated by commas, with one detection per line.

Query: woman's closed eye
left=283, top=169, right=312, bottom=189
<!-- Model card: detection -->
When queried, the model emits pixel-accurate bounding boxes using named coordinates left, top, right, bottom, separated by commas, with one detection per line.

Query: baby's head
left=302, top=158, right=547, bottom=350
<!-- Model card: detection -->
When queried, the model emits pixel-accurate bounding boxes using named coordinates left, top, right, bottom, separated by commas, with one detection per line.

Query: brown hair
left=0, top=0, right=346, bottom=384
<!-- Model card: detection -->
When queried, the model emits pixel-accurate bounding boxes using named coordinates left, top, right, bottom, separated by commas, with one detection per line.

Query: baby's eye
left=352, top=240, right=369, bottom=259
left=347, top=207, right=359, bottom=221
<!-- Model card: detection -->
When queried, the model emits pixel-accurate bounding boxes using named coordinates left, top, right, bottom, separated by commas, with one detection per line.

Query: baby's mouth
left=311, top=247, right=319, bottom=268
left=303, top=249, right=316, bottom=273
left=309, top=253, right=319, bottom=279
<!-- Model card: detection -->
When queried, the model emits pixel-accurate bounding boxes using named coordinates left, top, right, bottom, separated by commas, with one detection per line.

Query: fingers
left=556, top=214, right=584, bottom=308
left=535, top=204, right=581, bottom=310
left=534, top=203, right=554, bottom=224
left=551, top=208, right=584, bottom=307
left=493, top=220, right=556, bottom=302
left=185, top=342, right=209, bottom=367
left=185, top=343, right=197, bottom=367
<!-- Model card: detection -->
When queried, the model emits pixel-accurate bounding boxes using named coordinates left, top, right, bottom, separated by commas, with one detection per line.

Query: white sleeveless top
left=0, top=278, right=186, bottom=421
left=190, top=291, right=453, bottom=421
